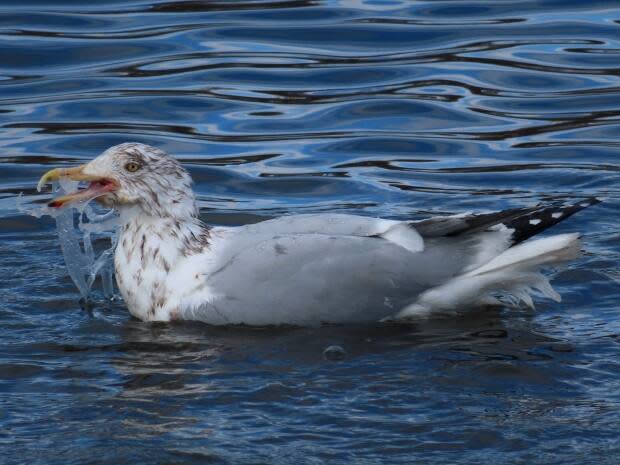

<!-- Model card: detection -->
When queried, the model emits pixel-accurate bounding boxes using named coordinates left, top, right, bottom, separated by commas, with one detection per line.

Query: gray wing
left=212, top=213, right=426, bottom=264
left=237, top=213, right=401, bottom=236
left=194, top=201, right=600, bottom=325
left=198, top=213, right=515, bottom=325
left=203, top=233, right=429, bottom=326
left=236, top=213, right=423, bottom=249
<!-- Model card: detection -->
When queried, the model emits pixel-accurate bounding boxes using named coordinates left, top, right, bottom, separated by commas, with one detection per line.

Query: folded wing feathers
left=380, top=223, right=425, bottom=253
left=465, top=233, right=581, bottom=277
left=394, top=233, right=581, bottom=320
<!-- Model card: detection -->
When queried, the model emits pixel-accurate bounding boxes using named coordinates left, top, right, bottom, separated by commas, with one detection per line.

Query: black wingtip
left=578, top=196, right=602, bottom=207
left=411, top=197, right=602, bottom=241
left=507, top=197, right=601, bottom=245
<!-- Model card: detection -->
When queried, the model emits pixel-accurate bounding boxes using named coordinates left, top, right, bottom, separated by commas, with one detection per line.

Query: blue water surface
left=0, top=1, right=619, bottom=464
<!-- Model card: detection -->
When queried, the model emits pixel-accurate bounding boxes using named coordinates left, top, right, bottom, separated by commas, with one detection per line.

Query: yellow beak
left=37, top=165, right=119, bottom=208
left=37, top=165, right=92, bottom=192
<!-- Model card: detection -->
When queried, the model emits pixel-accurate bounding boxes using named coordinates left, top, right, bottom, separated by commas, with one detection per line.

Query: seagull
left=37, top=143, right=599, bottom=326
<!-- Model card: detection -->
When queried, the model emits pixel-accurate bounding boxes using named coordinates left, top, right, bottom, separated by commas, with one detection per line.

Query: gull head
left=37, top=143, right=197, bottom=220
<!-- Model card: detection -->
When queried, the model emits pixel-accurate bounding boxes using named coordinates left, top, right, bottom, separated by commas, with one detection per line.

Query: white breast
left=114, top=219, right=223, bottom=321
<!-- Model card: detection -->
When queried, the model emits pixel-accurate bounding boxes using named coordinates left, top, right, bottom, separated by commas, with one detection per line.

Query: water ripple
left=0, top=1, right=619, bottom=464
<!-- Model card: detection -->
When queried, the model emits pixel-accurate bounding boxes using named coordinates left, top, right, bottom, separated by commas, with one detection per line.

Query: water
left=1, top=1, right=619, bottom=463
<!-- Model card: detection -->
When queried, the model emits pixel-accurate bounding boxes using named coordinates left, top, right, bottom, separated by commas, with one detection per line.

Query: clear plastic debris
left=19, top=178, right=119, bottom=301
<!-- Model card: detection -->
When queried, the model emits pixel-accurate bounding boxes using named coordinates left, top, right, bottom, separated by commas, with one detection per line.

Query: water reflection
left=0, top=0, right=619, bottom=463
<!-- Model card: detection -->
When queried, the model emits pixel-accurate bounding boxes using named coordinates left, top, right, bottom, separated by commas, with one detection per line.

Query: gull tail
left=394, top=233, right=581, bottom=319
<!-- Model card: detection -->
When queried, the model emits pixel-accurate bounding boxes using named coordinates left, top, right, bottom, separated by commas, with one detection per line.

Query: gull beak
left=37, top=165, right=119, bottom=208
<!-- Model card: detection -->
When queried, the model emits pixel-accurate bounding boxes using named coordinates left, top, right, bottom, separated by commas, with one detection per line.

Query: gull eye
left=125, top=162, right=141, bottom=172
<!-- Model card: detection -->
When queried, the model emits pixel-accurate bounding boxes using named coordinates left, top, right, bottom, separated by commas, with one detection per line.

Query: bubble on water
left=323, top=345, right=347, bottom=361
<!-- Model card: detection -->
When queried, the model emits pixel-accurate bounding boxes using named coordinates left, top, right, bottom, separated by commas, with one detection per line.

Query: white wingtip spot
left=580, top=202, right=591, bottom=208
left=551, top=212, right=563, bottom=219
left=529, top=219, right=542, bottom=225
